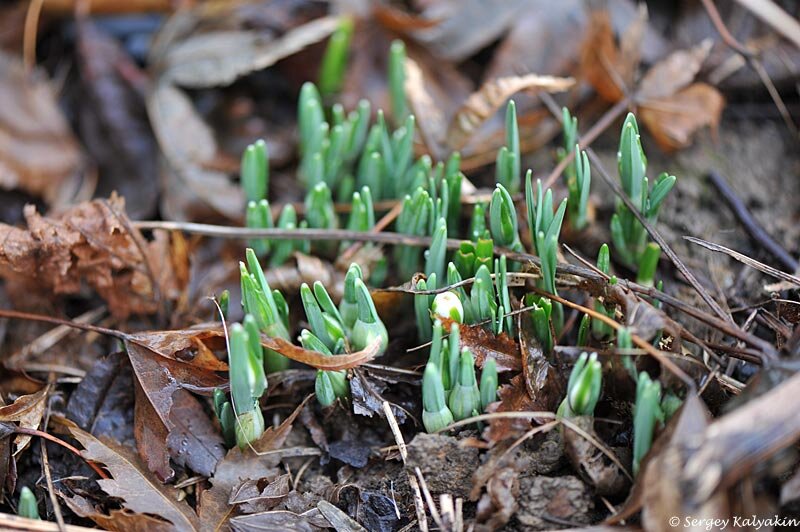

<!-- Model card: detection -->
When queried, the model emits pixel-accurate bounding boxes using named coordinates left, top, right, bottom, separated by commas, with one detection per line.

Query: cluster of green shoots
left=232, top=26, right=684, bottom=466
left=215, top=249, right=387, bottom=448
left=612, top=114, right=675, bottom=270
left=422, top=318, right=498, bottom=432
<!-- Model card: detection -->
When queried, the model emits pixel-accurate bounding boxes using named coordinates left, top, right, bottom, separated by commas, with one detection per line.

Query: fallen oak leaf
left=65, top=420, right=200, bottom=531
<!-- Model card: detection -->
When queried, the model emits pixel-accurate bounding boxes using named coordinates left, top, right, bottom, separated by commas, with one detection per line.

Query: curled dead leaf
left=639, top=83, right=725, bottom=152
left=262, top=337, right=383, bottom=371
left=446, top=73, right=574, bottom=151
left=0, top=386, right=49, bottom=455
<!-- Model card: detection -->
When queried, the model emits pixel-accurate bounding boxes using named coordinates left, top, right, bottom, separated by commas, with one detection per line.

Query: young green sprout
left=424, top=217, right=448, bottom=282
left=469, top=202, right=488, bottom=242
left=415, top=274, right=437, bottom=342
left=300, top=282, right=346, bottom=351
left=432, top=291, right=464, bottom=323
left=618, top=327, right=637, bottom=380
left=228, top=321, right=267, bottom=448
left=612, top=113, right=676, bottom=267
left=241, top=139, right=268, bottom=204
left=494, top=254, right=513, bottom=335
left=422, top=362, right=454, bottom=433
left=480, top=358, right=498, bottom=411
left=489, top=183, right=523, bottom=253
left=568, top=146, right=591, bottom=231
left=524, top=294, right=553, bottom=354
left=447, top=323, right=460, bottom=396
left=636, top=242, right=661, bottom=287
left=301, top=330, right=348, bottom=407
left=396, top=187, right=433, bottom=279
left=318, top=17, right=354, bottom=97
left=17, top=487, right=39, bottom=520
left=428, top=319, right=450, bottom=390
left=351, top=278, right=388, bottom=353
left=633, top=371, right=664, bottom=476
left=245, top=200, right=272, bottom=257
left=448, top=347, right=481, bottom=421
left=592, top=243, right=617, bottom=340
left=240, top=248, right=291, bottom=372
left=558, top=352, right=602, bottom=418
left=388, top=40, right=408, bottom=123
left=214, top=388, right=236, bottom=448
left=559, top=107, right=578, bottom=180
left=470, top=264, right=498, bottom=327
left=339, top=263, right=363, bottom=330
left=496, top=100, right=521, bottom=194
left=268, top=204, right=308, bottom=267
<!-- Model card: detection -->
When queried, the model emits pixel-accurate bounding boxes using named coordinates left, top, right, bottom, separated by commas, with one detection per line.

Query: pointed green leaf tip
left=633, top=371, right=662, bottom=476
left=351, top=278, right=388, bottom=353
left=559, top=352, right=602, bottom=417
left=241, top=139, right=268, bottom=204
left=18, top=487, right=39, bottom=520
left=339, top=263, right=363, bottom=330
left=422, top=362, right=453, bottom=433
left=489, top=183, right=518, bottom=248
left=480, top=358, right=498, bottom=411
left=448, top=348, right=480, bottom=421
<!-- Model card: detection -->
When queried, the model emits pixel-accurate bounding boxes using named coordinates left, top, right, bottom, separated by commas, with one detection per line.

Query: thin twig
left=685, top=236, right=800, bottom=287
left=700, top=0, right=799, bottom=137
left=707, top=170, right=798, bottom=271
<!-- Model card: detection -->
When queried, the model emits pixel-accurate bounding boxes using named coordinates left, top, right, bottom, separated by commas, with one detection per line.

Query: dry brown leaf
left=636, top=39, right=713, bottom=100
left=446, top=73, right=574, bottom=151
left=442, top=318, right=521, bottom=373
left=484, top=375, right=538, bottom=443
left=199, top=397, right=310, bottom=532
left=262, top=336, right=383, bottom=371
left=160, top=16, right=340, bottom=89
left=147, top=82, right=244, bottom=222
left=0, top=196, right=183, bottom=318
left=639, top=83, right=725, bottom=152
left=518, top=306, right=563, bottom=405
left=0, top=51, right=84, bottom=207
left=61, top=491, right=175, bottom=532
left=562, top=416, right=629, bottom=497
left=0, top=386, right=48, bottom=455
left=125, top=336, right=224, bottom=480
left=67, top=422, right=200, bottom=531
left=167, top=389, right=225, bottom=477
left=580, top=10, right=628, bottom=103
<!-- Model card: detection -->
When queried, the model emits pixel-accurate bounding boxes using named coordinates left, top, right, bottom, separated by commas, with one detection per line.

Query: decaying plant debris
left=1, top=1, right=800, bottom=531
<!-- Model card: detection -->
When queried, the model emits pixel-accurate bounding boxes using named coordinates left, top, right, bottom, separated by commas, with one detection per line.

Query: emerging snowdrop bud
left=432, top=291, right=464, bottom=323
left=422, top=362, right=453, bottom=433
